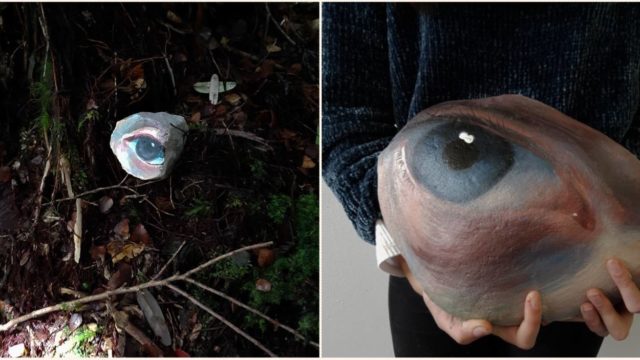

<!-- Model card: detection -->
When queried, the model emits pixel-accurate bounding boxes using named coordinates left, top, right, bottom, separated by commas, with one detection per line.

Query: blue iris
left=409, top=118, right=514, bottom=203
left=129, top=136, right=165, bottom=165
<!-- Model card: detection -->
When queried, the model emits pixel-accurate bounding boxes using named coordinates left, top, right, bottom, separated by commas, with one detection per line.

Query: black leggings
left=389, top=276, right=604, bottom=357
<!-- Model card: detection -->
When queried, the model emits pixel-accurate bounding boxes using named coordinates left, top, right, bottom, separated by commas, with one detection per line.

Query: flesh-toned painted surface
left=377, top=95, right=640, bottom=325
left=109, top=112, right=188, bottom=180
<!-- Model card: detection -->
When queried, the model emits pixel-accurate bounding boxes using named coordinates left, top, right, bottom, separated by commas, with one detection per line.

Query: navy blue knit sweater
left=322, top=3, right=640, bottom=245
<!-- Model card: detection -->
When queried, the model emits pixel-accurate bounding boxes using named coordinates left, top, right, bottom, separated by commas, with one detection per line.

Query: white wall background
left=321, top=181, right=640, bottom=357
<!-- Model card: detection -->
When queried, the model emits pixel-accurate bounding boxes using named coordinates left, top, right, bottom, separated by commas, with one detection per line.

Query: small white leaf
left=193, top=81, right=237, bottom=96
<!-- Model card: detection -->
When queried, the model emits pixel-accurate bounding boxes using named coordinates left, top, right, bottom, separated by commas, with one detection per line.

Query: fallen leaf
left=108, top=241, right=145, bottom=264
left=301, top=155, right=316, bottom=169
left=99, top=196, right=114, bottom=214
left=193, top=80, right=237, bottom=95
left=128, top=64, right=144, bottom=80
left=114, top=219, right=130, bottom=240
left=223, top=93, right=242, bottom=107
left=266, top=43, right=281, bottom=53
left=257, top=248, right=275, bottom=268
left=154, top=196, right=173, bottom=211
left=174, top=348, right=190, bottom=357
left=107, top=262, right=132, bottom=290
left=288, top=63, right=302, bottom=76
left=187, top=322, right=202, bottom=343
left=189, top=112, right=201, bottom=124
left=166, top=10, right=182, bottom=24
left=255, top=278, right=272, bottom=292
left=131, top=224, right=151, bottom=245
left=136, top=290, right=172, bottom=346
left=0, top=166, right=10, bottom=183
left=90, top=245, right=107, bottom=261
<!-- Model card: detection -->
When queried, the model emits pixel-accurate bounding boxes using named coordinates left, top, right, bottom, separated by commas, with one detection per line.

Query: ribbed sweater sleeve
left=322, top=3, right=397, bottom=244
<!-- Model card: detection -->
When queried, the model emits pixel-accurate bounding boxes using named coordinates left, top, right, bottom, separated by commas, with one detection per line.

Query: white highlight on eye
left=459, top=131, right=475, bottom=144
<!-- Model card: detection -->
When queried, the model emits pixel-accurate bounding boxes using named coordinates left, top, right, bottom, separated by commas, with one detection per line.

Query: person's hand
left=580, top=258, right=639, bottom=340
left=398, top=256, right=543, bottom=349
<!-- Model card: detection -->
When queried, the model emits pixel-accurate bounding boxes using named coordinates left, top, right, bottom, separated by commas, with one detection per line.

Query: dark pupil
left=443, top=139, right=479, bottom=170
left=135, top=137, right=163, bottom=161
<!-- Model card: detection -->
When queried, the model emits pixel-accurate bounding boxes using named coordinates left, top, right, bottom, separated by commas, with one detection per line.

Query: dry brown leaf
left=90, top=245, right=107, bottom=261
left=255, top=278, right=272, bottom=292
left=223, top=93, right=242, bottom=107
left=288, top=63, right=302, bottom=76
left=0, top=166, right=11, bottom=183
left=128, top=64, right=144, bottom=80
left=154, top=196, right=173, bottom=211
left=131, top=224, right=151, bottom=245
left=166, top=10, right=183, bottom=24
left=114, top=219, right=130, bottom=240
left=257, top=248, right=275, bottom=268
left=107, top=262, right=132, bottom=290
left=107, top=240, right=145, bottom=264
left=301, top=155, right=316, bottom=169
left=189, top=112, right=202, bottom=124
left=266, top=43, right=281, bottom=53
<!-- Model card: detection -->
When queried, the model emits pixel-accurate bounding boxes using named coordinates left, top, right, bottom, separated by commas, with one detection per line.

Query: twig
left=223, top=44, right=285, bottom=71
left=184, top=277, right=318, bottom=348
left=211, top=128, right=273, bottom=151
left=0, top=241, right=272, bottom=333
left=60, top=155, right=82, bottom=263
left=151, top=240, right=186, bottom=281
left=163, top=54, right=176, bottom=96
left=43, top=179, right=162, bottom=205
left=166, top=284, right=276, bottom=357
left=264, top=4, right=296, bottom=46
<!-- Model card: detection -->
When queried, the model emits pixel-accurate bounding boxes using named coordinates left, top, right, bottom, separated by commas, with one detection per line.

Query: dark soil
left=0, top=3, right=318, bottom=357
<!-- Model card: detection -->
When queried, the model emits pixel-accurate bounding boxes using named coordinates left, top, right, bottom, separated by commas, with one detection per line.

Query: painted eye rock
left=377, top=95, right=640, bottom=325
left=110, top=112, right=188, bottom=180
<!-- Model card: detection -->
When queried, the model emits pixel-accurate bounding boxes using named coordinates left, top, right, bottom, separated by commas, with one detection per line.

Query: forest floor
left=0, top=3, right=318, bottom=357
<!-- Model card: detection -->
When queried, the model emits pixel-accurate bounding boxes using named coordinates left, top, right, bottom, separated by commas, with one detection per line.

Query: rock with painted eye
left=377, top=95, right=640, bottom=325
left=110, top=112, right=188, bottom=180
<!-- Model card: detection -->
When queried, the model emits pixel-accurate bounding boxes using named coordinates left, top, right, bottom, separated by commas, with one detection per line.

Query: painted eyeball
left=110, top=112, right=188, bottom=180
left=378, top=95, right=640, bottom=325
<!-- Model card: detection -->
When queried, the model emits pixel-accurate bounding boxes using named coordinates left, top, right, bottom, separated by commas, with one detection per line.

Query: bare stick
left=222, top=44, right=285, bottom=71
left=184, top=277, right=319, bottom=348
left=44, top=179, right=163, bottom=205
left=151, top=240, right=186, bottom=281
left=166, top=284, right=276, bottom=357
left=163, top=54, right=177, bottom=96
left=178, top=242, right=271, bottom=279
left=0, top=241, right=272, bottom=332
left=59, top=155, right=82, bottom=263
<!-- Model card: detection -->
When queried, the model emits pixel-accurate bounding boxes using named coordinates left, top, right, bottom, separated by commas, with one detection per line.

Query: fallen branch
left=59, top=155, right=82, bottom=263
left=151, top=240, right=186, bottom=281
left=223, top=44, right=285, bottom=71
left=167, top=284, right=277, bottom=357
left=184, top=277, right=319, bottom=348
left=211, top=128, right=273, bottom=151
left=0, top=241, right=271, bottom=333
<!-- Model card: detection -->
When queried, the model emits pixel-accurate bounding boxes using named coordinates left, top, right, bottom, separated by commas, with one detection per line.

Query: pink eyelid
left=121, top=127, right=164, bottom=143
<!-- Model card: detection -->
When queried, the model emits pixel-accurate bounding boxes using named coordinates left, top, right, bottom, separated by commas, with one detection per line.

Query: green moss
left=266, top=194, right=291, bottom=225
left=185, top=198, right=213, bottom=217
